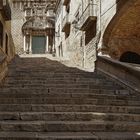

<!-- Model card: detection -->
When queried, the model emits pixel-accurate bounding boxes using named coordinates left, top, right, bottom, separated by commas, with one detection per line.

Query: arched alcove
left=120, top=52, right=140, bottom=64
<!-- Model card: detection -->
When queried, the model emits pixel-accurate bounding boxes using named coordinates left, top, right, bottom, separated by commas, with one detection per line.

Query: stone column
left=52, top=36, right=55, bottom=52
left=29, top=35, right=32, bottom=54
left=46, top=35, right=49, bottom=53
left=23, top=35, right=26, bottom=53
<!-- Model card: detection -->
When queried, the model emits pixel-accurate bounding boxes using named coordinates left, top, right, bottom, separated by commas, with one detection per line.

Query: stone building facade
left=0, top=0, right=15, bottom=82
left=55, top=0, right=98, bottom=69
left=11, top=0, right=56, bottom=55
left=5, top=0, right=140, bottom=66
left=55, top=0, right=140, bottom=68
left=0, top=0, right=15, bottom=61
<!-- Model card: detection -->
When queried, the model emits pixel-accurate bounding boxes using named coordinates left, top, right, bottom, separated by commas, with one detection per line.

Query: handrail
left=0, top=48, right=7, bottom=64
left=97, top=56, right=140, bottom=93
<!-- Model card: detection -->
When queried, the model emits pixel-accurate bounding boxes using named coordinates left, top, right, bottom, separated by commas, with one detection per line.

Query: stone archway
left=22, top=17, right=55, bottom=54
left=102, top=0, right=140, bottom=60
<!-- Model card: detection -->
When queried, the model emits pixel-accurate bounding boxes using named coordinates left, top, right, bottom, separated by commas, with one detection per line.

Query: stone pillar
left=49, top=36, right=52, bottom=53
left=29, top=35, right=32, bottom=54
left=23, top=35, right=26, bottom=53
left=46, top=35, right=49, bottom=53
left=52, top=36, right=55, bottom=52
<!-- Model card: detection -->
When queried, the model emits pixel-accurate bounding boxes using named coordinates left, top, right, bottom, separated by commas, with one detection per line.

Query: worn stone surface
left=0, top=56, right=139, bottom=139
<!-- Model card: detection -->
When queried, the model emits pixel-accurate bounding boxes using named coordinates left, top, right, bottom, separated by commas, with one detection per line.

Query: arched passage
left=103, top=0, right=140, bottom=60
left=120, top=52, right=140, bottom=64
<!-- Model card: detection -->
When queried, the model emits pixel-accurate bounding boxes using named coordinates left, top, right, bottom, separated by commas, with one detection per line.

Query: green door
left=32, top=36, right=46, bottom=54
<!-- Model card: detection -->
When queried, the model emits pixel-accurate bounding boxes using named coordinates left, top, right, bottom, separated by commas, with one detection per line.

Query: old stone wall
left=102, top=0, right=140, bottom=59
left=0, top=13, right=15, bottom=61
left=56, top=0, right=140, bottom=67
left=0, top=5, right=15, bottom=82
left=55, top=0, right=97, bottom=70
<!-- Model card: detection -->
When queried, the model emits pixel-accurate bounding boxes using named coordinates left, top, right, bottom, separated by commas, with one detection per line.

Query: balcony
left=0, top=0, right=11, bottom=20
left=47, top=11, right=55, bottom=17
left=63, top=0, right=70, bottom=6
left=62, top=14, right=71, bottom=33
left=79, top=3, right=97, bottom=31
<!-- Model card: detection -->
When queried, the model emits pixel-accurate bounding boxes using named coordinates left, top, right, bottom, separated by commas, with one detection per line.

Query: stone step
left=0, top=85, right=124, bottom=91
left=2, top=57, right=139, bottom=138
left=0, top=112, right=140, bottom=122
left=0, top=120, right=140, bottom=132
left=8, top=71, right=97, bottom=74
left=2, top=81, right=119, bottom=86
left=0, top=97, right=139, bottom=106
left=0, top=132, right=98, bottom=140
left=2, top=85, right=122, bottom=90
left=0, top=88, right=125, bottom=94
left=6, top=76, right=106, bottom=81
left=5, top=77, right=108, bottom=82
left=0, top=104, right=139, bottom=114
left=8, top=72, right=107, bottom=79
left=0, top=131, right=139, bottom=140
left=7, top=75, right=105, bottom=80
left=7, top=71, right=105, bottom=77
left=0, top=92, right=136, bottom=100
left=4, top=80, right=116, bottom=86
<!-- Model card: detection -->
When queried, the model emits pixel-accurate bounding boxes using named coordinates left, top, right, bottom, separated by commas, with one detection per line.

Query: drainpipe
left=95, top=0, right=102, bottom=70
left=98, top=0, right=102, bottom=51
left=81, top=0, right=85, bottom=68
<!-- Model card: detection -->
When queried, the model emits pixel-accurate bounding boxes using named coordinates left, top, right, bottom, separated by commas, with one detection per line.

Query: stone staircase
left=0, top=56, right=140, bottom=139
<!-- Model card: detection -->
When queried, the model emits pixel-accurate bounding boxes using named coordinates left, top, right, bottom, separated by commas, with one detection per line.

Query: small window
left=0, top=21, right=3, bottom=48
left=75, top=11, right=80, bottom=21
left=85, top=23, right=96, bottom=45
left=5, top=34, right=8, bottom=55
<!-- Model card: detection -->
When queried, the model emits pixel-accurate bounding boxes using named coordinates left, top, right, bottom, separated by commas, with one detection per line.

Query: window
left=85, top=22, right=96, bottom=45
left=0, top=21, right=3, bottom=48
left=75, top=11, right=80, bottom=21
left=5, top=34, right=8, bottom=55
